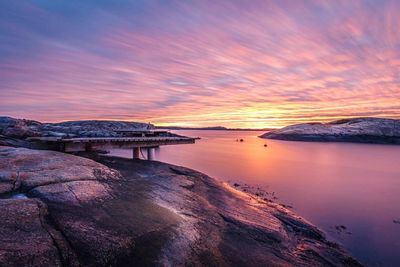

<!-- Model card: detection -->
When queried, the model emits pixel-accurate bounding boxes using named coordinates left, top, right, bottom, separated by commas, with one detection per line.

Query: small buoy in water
left=239, top=138, right=244, bottom=142
left=264, top=144, right=268, bottom=147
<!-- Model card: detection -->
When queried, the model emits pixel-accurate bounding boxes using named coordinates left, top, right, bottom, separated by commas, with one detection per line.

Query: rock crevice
left=35, top=200, right=80, bottom=267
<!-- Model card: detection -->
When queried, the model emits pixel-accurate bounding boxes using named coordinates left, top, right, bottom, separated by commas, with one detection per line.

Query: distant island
left=260, top=117, right=400, bottom=144
left=156, top=125, right=273, bottom=131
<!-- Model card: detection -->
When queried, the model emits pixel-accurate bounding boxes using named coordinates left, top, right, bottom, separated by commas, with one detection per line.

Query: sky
left=0, top=0, right=399, bottom=128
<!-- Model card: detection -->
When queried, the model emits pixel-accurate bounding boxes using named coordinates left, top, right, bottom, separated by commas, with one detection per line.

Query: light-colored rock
left=261, top=117, right=400, bottom=144
left=0, top=116, right=152, bottom=140
left=0, top=146, right=119, bottom=191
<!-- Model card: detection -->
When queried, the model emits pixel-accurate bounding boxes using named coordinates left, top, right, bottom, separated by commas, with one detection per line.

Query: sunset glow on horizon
left=1, top=0, right=400, bottom=128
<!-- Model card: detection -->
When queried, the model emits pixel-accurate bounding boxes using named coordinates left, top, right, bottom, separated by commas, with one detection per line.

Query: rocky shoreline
left=0, top=146, right=361, bottom=266
left=261, top=118, right=400, bottom=144
left=0, top=116, right=362, bottom=266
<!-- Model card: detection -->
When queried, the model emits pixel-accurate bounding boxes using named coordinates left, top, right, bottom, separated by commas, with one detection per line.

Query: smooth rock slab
left=0, top=146, right=119, bottom=192
left=0, top=146, right=362, bottom=266
left=0, top=199, right=61, bottom=266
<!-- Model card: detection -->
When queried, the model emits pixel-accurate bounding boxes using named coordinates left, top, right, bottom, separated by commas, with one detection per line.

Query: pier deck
left=27, top=136, right=196, bottom=158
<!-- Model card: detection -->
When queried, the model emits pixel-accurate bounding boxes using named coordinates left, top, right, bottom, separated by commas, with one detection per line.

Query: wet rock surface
left=0, top=146, right=361, bottom=266
left=261, top=118, right=400, bottom=144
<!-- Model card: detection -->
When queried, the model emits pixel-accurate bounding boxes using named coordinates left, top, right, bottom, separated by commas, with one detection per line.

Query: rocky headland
left=261, top=118, right=400, bottom=144
left=0, top=146, right=361, bottom=266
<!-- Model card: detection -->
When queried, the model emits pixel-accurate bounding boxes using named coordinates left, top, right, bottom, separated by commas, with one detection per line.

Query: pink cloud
left=0, top=0, right=399, bottom=128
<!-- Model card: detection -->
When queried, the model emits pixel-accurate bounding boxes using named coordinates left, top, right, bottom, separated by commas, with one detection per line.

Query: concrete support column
left=133, top=147, right=140, bottom=159
left=147, top=147, right=155, bottom=161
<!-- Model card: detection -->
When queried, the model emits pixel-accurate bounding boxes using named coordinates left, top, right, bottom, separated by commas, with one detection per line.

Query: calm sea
left=110, top=130, right=400, bottom=266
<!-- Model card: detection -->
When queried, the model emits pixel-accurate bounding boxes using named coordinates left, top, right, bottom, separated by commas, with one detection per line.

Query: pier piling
left=147, top=147, right=155, bottom=160
left=133, top=147, right=140, bottom=159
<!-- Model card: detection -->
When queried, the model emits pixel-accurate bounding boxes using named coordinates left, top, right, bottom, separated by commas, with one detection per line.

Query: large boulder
left=0, top=146, right=361, bottom=266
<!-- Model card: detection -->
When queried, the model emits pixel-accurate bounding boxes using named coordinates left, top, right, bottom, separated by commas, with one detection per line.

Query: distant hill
left=157, top=126, right=273, bottom=131
left=260, top=117, right=400, bottom=144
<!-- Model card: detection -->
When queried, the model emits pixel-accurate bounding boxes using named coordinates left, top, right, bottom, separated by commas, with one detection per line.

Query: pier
left=27, top=130, right=196, bottom=160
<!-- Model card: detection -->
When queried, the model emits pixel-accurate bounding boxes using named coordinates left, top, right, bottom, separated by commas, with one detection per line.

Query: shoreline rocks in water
left=0, top=146, right=361, bottom=266
left=260, top=117, right=400, bottom=144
